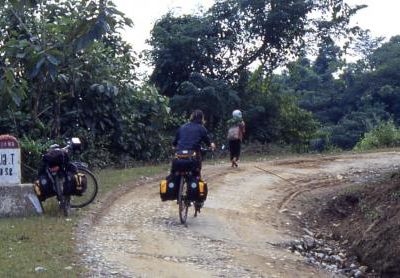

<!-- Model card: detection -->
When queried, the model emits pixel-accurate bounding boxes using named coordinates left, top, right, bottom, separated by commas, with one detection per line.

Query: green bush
left=354, top=121, right=400, bottom=151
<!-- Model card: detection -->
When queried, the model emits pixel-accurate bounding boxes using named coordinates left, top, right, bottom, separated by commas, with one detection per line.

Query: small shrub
left=354, top=121, right=400, bottom=151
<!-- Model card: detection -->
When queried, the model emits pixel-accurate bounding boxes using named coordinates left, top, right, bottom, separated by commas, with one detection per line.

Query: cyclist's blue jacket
left=173, top=122, right=211, bottom=153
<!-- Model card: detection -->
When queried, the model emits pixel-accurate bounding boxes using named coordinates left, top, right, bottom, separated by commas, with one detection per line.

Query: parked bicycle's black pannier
left=160, top=175, right=179, bottom=201
left=64, top=172, right=87, bottom=196
left=34, top=174, right=56, bottom=201
left=63, top=164, right=87, bottom=196
left=187, top=177, right=208, bottom=202
left=43, top=149, right=68, bottom=167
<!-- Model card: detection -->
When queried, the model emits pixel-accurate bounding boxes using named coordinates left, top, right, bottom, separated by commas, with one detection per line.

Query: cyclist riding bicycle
left=172, top=109, right=215, bottom=176
left=170, top=109, right=215, bottom=210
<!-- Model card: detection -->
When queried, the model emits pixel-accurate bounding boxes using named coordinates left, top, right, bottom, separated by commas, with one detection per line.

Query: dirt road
left=78, top=151, right=400, bottom=277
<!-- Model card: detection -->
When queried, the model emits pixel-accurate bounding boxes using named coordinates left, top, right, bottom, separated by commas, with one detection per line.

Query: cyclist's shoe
left=231, top=158, right=238, bottom=168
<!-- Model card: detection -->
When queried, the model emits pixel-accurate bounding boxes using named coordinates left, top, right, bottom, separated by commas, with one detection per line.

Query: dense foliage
left=0, top=0, right=175, bottom=180
left=280, top=35, right=400, bottom=150
left=354, top=121, right=400, bottom=151
left=147, top=0, right=363, bottom=146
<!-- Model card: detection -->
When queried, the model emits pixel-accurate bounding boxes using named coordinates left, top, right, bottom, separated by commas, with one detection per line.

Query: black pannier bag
left=160, top=175, right=180, bottom=201
left=63, top=164, right=87, bottom=196
left=187, top=177, right=208, bottom=202
left=33, top=174, right=56, bottom=201
left=74, top=172, right=87, bottom=195
left=43, top=149, right=68, bottom=167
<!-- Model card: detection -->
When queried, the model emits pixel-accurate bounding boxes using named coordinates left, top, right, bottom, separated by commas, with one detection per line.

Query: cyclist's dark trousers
left=194, top=158, right=202, bottom=177
left=229, top=139, right=241, bottom=161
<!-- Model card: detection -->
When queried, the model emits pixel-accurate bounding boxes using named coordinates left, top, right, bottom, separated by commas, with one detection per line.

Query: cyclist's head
left=232, top=109, right=242, bottom=119
left=190, top=109, right=205, bottom=124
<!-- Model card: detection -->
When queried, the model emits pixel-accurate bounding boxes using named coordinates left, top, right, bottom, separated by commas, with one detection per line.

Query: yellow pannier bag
left=198, top=180, right=208, bottom=202
left=160, top=177, right=179, bottom=201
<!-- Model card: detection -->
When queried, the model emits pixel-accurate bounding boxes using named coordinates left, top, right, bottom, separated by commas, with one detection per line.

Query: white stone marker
left=0, top=135, right=42, bottom=217
left=0, top=135, right=21, bottom=185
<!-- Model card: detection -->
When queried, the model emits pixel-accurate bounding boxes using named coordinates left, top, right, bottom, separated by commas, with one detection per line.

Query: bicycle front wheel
left=63, top=195, right=71, bottom=216
left=70, top=167, right=98, bottom=208
left=178, top=177, right=189, bottom=224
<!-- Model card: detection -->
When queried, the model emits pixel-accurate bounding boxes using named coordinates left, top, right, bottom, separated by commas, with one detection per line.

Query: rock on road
left=77, top=151, right=400, bottom=277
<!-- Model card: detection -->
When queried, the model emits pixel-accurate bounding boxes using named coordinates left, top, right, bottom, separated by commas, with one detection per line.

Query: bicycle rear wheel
left=70, top=167, right=98, bottom=208
left=178, top=177, right=189, bottom=224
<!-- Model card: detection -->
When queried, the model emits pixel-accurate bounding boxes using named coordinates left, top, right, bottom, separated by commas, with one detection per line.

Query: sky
left=113, top=0, right=214, bottom=53
left=115, top=0, right=400, bottom=52
left=346, top=0, right=400, bottom=39
left=113, top=0, right=400, bottom=75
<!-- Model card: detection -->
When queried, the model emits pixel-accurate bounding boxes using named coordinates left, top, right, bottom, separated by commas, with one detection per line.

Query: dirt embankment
left=302, top=161, right=400, bottom=277
left=77, top=151, right=400, bottom=277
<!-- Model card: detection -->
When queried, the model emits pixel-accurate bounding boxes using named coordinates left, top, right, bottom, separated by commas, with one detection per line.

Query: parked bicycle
left=33, top=138, right=98, bottom=216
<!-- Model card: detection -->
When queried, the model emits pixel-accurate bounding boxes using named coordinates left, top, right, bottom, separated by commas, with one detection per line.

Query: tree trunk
left=52, top=92, right=61, bottom=138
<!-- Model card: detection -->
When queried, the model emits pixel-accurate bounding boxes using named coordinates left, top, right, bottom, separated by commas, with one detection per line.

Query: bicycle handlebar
left=48, top=137, right=81, bottom=153
left=200, top=146, right=216, bottom=154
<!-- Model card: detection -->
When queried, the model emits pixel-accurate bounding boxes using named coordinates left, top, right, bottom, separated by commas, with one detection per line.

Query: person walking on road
left=227, top=109, right=245, bottom=167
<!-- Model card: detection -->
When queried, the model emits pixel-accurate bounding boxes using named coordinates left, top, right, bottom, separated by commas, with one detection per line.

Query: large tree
left=148, top=0, right=365, bottom=97
left=0, top=0, right=135, bottom=137
left=0, top=0, right=174, bottom=173
left=148, top=14, right=220, bottom=97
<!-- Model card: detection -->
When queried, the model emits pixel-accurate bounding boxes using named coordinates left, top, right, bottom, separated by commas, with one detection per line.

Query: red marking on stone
left=0, top=135, right=19, bottom=149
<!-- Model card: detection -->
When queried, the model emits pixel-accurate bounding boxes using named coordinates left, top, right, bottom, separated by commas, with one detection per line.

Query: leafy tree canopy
left=280, top=35, right=400, bottom=150
left=148, top=0, right=365, bottom=97
left=0, top=0, right=175, bottom=176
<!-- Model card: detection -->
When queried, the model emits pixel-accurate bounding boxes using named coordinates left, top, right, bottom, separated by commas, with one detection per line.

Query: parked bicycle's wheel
left=178, top=178, right=189, bottom=224
left=54, top=175, right=69, bottom=216
left=70, top=167, right=98, bottom=208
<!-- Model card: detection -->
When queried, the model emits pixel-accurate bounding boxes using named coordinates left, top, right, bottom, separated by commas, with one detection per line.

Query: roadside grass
left=353, top=146, right=400, bottom=154
left=97, top=163, right=169, bottom=194
left=0, top=164, right=168, bottom=277
left=0, top=200, right=82, bottom=278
